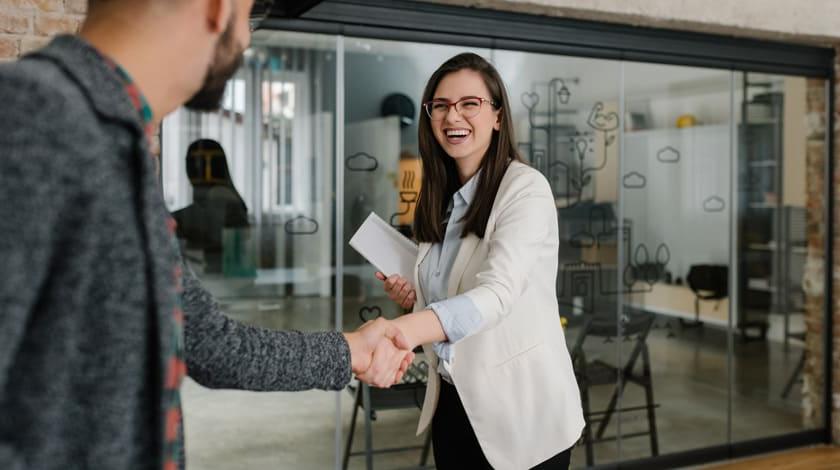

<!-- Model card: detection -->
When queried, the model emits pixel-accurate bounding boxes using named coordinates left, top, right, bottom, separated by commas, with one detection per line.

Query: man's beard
left=184, top=19, right=244, bottom=112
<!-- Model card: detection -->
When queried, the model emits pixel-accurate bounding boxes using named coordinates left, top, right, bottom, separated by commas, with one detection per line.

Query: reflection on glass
left=493, top=49, right=623, bottom=468
left=173, top=139, right=249, bottom=274
left=733, top=72, right=826, bottom=441
left=341, top=38, right=492, bottom=470
left=158, top=27, right=829, bottom=470
left=162, top=30, right=340, bottom=469
left=621, top=62, right=733, bottom=459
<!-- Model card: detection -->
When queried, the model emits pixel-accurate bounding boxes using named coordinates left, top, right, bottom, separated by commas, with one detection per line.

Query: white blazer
left=412, top=161, right=584, bottom=469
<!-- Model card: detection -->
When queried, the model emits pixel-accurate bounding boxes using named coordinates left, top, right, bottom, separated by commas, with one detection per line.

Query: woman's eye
left=462, top=101, right=479, bottom=108
left=433, top=103, right=448, bottom=111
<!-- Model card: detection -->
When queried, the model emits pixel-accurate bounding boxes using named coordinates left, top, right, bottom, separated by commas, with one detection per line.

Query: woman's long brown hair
left=414, top=53, right=523, bottom=243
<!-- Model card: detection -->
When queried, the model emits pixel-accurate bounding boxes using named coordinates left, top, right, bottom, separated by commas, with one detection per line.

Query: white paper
left=349, top=212, right=418, bottom=279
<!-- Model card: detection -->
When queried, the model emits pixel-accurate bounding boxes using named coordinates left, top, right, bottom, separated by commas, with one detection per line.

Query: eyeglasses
left=423, top=96, right=496, bottom=121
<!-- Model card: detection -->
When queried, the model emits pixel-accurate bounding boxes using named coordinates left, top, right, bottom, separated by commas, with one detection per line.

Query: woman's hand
left=346, top=318, right=415, bottom=388
left=375, top=272, right=416, bottom=309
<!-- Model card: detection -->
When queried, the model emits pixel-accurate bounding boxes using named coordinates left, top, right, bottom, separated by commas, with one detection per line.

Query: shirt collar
left=101, top=55, right=155, bottom=137
left=25, top=35, right=145, bottom=133
left=454, top=170, right=480, bottom=207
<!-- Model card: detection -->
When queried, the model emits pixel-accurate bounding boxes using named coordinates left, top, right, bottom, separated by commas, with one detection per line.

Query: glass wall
left=619, top=63, right=734, bottom=462
left=161, top=28, right=828, bottom=470
left=164, top=31, right=341, bottom=469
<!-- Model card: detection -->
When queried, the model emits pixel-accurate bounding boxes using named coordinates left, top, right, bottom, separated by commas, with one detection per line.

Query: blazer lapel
left=447, top=233, right=480, bottom=298
left=414, top=242, right=433, bottom=308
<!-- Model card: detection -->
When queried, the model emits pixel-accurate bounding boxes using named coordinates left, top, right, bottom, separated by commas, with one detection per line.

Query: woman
left=376, top=53, right=584, bottom=469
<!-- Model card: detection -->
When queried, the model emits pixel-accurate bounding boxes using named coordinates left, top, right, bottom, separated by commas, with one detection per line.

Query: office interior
left=159, top=12, right=832, bottom=470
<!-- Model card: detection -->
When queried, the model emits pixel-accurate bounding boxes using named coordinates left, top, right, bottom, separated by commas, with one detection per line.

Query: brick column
left=803, top=78, right=827, bottom=429
left=833, top=48, right=840, bottom=443
left=0, top=0, right=86, bottom=62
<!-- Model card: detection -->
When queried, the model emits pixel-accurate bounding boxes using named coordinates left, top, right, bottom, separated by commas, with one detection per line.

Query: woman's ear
left=494, top=113, right=501, bottom=131
left=205, top=0, right=233, bottom=34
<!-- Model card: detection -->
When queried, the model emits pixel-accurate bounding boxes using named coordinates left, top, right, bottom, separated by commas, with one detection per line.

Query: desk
left=626, top=282, right=730, bottom=327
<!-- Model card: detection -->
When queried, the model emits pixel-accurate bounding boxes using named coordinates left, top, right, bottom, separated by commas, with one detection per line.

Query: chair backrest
left=570, top=309, right=656, bottom=364
left=686, top=264, right=728, bottom=299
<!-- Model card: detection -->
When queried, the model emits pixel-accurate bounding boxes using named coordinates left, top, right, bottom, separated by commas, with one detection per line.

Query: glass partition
left=160, top=28, right=829, bottom=470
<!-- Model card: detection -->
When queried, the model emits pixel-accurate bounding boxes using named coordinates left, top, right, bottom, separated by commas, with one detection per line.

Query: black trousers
left=431, top=380, right=572, bottom=470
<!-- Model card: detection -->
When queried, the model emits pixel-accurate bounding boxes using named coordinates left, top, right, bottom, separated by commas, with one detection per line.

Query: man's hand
left=343, top=317, right=414, bottom=388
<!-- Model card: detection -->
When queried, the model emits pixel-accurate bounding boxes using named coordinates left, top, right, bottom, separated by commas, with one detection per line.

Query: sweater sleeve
left=182, top=262, right=352, bottom=391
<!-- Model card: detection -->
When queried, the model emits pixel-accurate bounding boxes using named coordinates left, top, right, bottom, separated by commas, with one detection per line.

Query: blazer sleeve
left=182, top=262, right=352, bottom=391
left=461, top=169, right=557, bottom=334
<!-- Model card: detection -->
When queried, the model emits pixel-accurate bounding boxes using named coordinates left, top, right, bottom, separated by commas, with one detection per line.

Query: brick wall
left=803, top=78, right=828, bottom=429
left=833, top=51, right=840, bottom=442
left=0, top=0, right=86, bottom=61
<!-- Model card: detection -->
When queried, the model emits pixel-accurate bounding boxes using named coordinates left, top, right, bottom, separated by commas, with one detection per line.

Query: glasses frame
left=423, top=96, right=497, bottom=121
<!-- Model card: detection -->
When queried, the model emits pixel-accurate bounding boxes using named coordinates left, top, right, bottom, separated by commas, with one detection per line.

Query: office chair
left=343, top=358, right=433, bottom=470
left=684, top=264, right=728, bottom=327
left=570, top=310, right=659, bottom=467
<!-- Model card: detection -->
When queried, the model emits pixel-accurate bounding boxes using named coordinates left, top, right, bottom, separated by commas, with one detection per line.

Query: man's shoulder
left=0, top=57, right=110, bottom=180
left=0, top=56, right=95, bottom=124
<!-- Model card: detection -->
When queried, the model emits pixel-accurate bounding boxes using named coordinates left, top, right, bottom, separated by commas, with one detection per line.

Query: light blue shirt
left=419, top=172, right=485, bottom=381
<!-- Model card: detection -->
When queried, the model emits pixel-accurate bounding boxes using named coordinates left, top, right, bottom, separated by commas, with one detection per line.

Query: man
left=0, top=0, right=412, bottom=469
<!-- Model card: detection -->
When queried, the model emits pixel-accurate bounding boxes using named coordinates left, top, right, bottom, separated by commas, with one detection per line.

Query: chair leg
left=595, top=381, right=621, bottom=439
left=781, top=351, right=806, bottom=399
left=342, top=386, right=362, bottom=470
left=362, top=384, right=374, bottom=470
left=419, top=430, right=433, bottom=466
left=642, top=347, right=658, bottom=456
left=580, top=379, right=595, bottom=467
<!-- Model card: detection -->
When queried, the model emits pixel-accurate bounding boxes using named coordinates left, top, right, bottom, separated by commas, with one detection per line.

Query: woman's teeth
left=446, top=129, right=470, bottom=137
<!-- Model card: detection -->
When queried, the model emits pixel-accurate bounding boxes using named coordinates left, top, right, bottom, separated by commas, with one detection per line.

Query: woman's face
left=430, top=69, right=500, bottom=171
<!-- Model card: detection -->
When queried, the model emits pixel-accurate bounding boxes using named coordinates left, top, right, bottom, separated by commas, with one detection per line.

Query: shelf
left=748, top=160, right=777, bottom=167
left=742, top=119, right=780, bottom=126
left=747, top=243, right=807, bottom=255
left=747, top=278, right=775, bottom=292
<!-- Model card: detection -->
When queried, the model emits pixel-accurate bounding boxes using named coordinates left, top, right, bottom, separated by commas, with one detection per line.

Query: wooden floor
left=704, top=446, right=840, bottom=470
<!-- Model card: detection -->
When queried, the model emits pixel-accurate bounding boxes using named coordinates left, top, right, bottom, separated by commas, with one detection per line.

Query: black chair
left=570, top=310, right=659, bottom=467
left=684, top=264, right=728, bottom=327
left=781, top=332, right=806, bottom=399
left=342, top=359, right=433, bottom=470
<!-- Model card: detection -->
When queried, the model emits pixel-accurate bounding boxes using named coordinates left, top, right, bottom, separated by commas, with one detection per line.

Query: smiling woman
left=415, top=54, right=521, bottom=242
left=377, top=52, right=584, bottom=470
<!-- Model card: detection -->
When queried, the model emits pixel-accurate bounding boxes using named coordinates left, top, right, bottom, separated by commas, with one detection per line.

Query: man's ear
left=205, top=0, right=233, bottom=34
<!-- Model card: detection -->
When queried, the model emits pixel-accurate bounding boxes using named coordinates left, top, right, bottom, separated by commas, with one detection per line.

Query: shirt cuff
left=428, top=294, right=484, bottom=346
left=433, top=342, right=454, bottom=362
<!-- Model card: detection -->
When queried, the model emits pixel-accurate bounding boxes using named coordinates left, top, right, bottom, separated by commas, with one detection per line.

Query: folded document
left=349, top=212, right=418, bottom=279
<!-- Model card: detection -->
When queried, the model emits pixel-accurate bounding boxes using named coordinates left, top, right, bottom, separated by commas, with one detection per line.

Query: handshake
left=343, top=317, right=416, bottom=388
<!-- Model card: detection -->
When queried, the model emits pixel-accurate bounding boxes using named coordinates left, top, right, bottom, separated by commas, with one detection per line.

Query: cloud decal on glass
left=703, top=196, right=726, bottom=213
left=622, top=171, right=647, bottom=189
left=657, top=146, right=680, bottom=163
left=345, top=152, right=379, bottom=172
left=284, top=215, right=319, bottom=235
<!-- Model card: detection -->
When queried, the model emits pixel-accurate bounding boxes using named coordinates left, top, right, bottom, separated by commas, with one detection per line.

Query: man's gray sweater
left=0, top=35, right=352, bottom=470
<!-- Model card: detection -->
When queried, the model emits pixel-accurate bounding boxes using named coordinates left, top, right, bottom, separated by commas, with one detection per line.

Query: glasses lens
left=457, top=98, right=483, bottom=118
left=425, top=101, right=449, bottom=121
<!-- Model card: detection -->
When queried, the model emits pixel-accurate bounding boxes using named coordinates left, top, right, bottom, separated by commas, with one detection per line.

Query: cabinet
left=739, top=76, right=805, bottom=340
